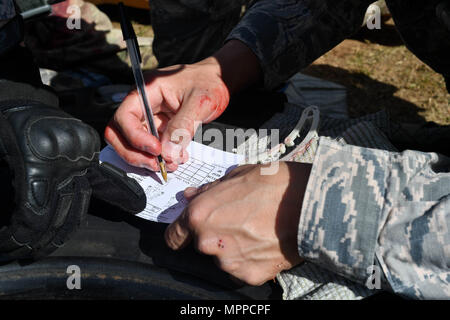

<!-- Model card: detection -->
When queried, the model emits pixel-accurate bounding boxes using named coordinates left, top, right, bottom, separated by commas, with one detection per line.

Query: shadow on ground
left=351, top=22, right=405, bottom=47
left=302, top=64, right=427, bottom=123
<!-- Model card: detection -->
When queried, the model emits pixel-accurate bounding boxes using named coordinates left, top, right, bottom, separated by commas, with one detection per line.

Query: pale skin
left=105, top=40, right=312, bottom=285
left=166, top=163, right=311, bottom=285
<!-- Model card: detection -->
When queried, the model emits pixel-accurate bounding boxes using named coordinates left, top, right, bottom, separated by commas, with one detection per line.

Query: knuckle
left=127, top=131, right=143, bottom=149
left=198, top=182, right=212, bottom=193
left=121, top=153, right=138, bottom=167
left=196, top=237, right=211, bottom=254
left=103, top=125, right=113, bottom=142
left=186, top=207, right=204, bottom=229
left=113, top=109, right=123, bottom=124
left=186, top=200, right=209, bottom=229
left=220, top=261, right=239, bottom=274
left=168, top=117, right=194, bottom=137
left=241, top=274, right=264, bottom=286
left=30, top=117, right=99, bottom=161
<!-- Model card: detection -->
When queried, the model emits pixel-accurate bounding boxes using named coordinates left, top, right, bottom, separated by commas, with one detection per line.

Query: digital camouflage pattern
left=296, top=137, right=450, bottom=299
left=0, top=0, right=15, bottom=21
left=227, top=0, right=450, bottom=90
left=2, top=0, right=448, bottom=299
left=227, top=1, right=450, bottom=299
left=149, top=0, right=246, bottom=67
left=241, top=102, right=449, bottom=299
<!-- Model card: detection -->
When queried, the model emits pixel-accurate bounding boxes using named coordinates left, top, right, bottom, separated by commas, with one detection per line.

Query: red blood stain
left=196, top=84, right=230, bottom=124
left=198, top=86, right=230, bottom=123
left=199, top=95, right=212, bottom=108
left=213, top=86, right=230, bottom=116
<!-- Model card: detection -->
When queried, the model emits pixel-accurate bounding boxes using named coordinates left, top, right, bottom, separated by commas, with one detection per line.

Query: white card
left=99, top=141, right=243, bottom=223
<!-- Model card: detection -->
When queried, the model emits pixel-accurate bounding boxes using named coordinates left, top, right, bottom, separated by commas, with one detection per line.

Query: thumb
left=160, top=88, right=230, bottom=163
left=160, top=101, right=202, bottom=164
left=164, top=207, right=192, bottom=250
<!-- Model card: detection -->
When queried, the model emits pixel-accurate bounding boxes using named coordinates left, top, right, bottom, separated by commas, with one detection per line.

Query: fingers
left=160, top=90, right=224, bottom=163
left=164, top=207, right=192, bottom=250
left=183, top=175, right=226, bottom=201
left=160, top=114, right=198, bottom=164
left=165, top=187, right=219, bottom=251
left=154, top=113, right=170, bottom=134
left=112, top=100, right=162, bottom=156
left=106, top=85, right=173, bottom=167
left=104, top=121, right=160, bottom=171
left=165, top=208, right=220, bottom=256
left=182, top=164, right=251, bottom=201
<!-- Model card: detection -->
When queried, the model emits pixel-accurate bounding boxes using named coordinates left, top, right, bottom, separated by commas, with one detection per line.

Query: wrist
left=197, top=40, right=263, bottom=95
left=278, top=162, right=312, bottom=265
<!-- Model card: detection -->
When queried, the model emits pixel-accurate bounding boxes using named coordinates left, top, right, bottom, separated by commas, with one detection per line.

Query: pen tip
left=160, top=162, right=168, bottom=183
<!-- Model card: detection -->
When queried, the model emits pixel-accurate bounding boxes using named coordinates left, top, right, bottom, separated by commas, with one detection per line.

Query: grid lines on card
left=144, top=202, right=162, bottom=215
left=173, top=157, right=215, bottom=185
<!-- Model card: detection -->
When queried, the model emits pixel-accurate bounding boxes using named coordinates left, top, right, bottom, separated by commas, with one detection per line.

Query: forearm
left=226, top=0, right=373, bottom=89
left=198, top=39, right=263, bottom=95
left=298, top=137, right=450, bottom=299
left=189, top=0, right=374, bottom=97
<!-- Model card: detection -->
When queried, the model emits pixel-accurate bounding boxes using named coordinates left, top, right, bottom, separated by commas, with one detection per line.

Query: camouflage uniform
left=227, top=0, right=450, bottom=91
left=2, top=0, right=449, bottom=299
left=0, top=0, right=20, bottom=48
left=0, top=0, right=15, bottom=20
left=228, top=0, right=450, bottom=299
left=291, top=136, right=450, bottom=299
left=149, top=0, right=246, bottom=67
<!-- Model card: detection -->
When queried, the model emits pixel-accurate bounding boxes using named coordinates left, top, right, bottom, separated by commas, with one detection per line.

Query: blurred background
left=19, top=0, right=450, bottom=125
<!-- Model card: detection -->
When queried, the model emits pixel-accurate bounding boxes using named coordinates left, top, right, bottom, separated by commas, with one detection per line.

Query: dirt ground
left=304, top=19, right=450, bottom=125
left=102, top=6, right=449, bottom=126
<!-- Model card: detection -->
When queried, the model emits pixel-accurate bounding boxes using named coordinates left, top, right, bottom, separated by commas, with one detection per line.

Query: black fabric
left=0, top=13, right=43, bottom=87
left=149, top=0, right=243, bottom=67
left=436, top=1, right=450, bottom=32
left=0, top=81, right=146, bottom=262
left=0, top=14, right=23, bottom=56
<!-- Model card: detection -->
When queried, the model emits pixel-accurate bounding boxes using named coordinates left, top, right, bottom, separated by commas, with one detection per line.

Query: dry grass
left=303, top=19, right=450, bottom=125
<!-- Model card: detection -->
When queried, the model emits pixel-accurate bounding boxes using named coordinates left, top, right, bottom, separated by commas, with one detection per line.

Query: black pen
left=118, top=2, right=167, bottom=182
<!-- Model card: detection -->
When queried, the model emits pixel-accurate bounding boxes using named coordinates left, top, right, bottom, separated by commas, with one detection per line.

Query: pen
left=118, top=2, right=167, bottom=182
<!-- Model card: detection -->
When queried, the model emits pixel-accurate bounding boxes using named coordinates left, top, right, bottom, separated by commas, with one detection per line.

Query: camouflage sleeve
left=0, top=0, right=16, bottom=27
left=226, top=0, right=373, bottom=89
left=298, top=137, right=450, bottom=299
left=0, top=0, right=22, bottom=57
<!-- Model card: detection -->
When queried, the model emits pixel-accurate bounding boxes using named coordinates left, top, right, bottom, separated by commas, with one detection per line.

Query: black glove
left=0, top=81, right=146, bottom=262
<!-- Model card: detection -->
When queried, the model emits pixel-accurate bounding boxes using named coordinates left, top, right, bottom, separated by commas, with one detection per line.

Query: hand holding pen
left=104, top=5, right=234, bottom=180
left=118, top=2, right=168, bottom=182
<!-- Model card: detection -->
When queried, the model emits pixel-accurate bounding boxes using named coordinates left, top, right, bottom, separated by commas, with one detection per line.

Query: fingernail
left=184, top=187, right=198, bottom=198
left=143, top=146, right=153, bottom=154
left=166, top=162, right=178, bottom=172
left=164, top=226, right=177, bottom=249
left=162, top=141, right=183, bottom=163
left=141, top=163, right=157, bottom=171
left=181, top=149, right=189, bottom=164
